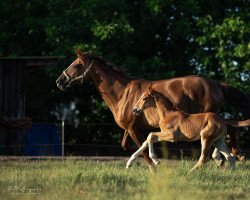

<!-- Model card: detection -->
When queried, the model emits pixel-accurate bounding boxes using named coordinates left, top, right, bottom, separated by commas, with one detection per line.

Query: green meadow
left=0, top=159, right=249, bottom=200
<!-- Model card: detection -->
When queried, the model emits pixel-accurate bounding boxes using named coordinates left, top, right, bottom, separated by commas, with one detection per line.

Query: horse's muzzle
left=56, top=80, right=67, bottom=91
left=56, top=84, right=65, bottom=91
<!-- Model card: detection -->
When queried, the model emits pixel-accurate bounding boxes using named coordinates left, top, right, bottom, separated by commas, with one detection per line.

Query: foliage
left=0, top=0, right=249, bottom=147
left=195, top=15, right=250, bottom=90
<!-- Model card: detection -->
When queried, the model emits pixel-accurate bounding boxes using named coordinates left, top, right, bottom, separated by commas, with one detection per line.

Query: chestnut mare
left=56, top=49, right=249, bottom=169
left=126, top=86, right=250, bottom=171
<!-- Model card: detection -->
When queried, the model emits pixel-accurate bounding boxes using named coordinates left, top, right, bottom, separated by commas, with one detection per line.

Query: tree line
left=0, top=0, right=249, bottom=148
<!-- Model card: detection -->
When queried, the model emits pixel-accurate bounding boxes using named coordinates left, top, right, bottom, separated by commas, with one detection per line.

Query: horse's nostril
left=56, top=80, right=63, bottom=88
left=56, top=79, right=61, bottom=85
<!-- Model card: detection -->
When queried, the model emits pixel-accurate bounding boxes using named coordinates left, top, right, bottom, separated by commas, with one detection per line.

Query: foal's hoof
left=154, top=160, right=160, bottom=166
left=217, top=159, right=225, bottom=167
left=214, top=158, right=224, bottom=167
left=126, top=164, right=131, bottom=169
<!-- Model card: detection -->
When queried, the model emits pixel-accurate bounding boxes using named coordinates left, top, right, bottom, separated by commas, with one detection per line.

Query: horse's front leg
left=121, top=130, right=135, bottom=151
left=147, top=132, right=161, bottom=165
left=147, top=131, right=176, bottom=166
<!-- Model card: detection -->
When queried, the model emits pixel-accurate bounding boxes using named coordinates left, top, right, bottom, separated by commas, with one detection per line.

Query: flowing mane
left=83, top=53, right=140, bottom=79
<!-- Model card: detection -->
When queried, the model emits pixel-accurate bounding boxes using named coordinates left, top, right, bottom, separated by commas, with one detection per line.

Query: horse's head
left=132, top=85, right=156, bottom=115
left=56, top=49, right=94, bottom=90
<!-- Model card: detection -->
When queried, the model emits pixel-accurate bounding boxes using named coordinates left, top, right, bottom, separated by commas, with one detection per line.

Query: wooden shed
left=0, top=57, right=62, bottom=155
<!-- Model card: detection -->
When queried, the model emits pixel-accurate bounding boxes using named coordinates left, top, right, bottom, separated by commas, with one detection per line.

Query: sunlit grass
left=0, top=159, right=249, bottom=200
left=149, top=160, right=250, bottom=200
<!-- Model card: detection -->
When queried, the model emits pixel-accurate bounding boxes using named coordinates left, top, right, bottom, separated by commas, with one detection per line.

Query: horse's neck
left=154, top=93, right=176, bottom=118
left=90, top=64, right=130, bottom=112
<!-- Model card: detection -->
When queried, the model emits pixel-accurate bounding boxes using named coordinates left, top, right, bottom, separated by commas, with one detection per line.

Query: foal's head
left=56, top=49, right=94, bottom=90
left=132, top=85, right=156, bottom=115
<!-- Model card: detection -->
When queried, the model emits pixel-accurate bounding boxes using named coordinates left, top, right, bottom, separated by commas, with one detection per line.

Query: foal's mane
left=151, top=90, right=176, bottom=111
left=83, top=53, right=139, bottom=79
left=152, top=90, right=189, bottom=114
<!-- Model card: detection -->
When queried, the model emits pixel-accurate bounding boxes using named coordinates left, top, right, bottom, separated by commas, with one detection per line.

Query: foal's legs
left=129, top=129, right=155, bottom=169
left=213, top=137, right=235, bottom=169
left=126, top=140, right=148, bottom=168
left=126, top=131, right=173, bottom=168
left=212, top=148, right=224, bottom=167
left=147, top=131, right=174, bottom=165
left=190, top=138, right=211, bottom=172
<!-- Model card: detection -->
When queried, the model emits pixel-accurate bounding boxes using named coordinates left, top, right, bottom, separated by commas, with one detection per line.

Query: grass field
left=0, top=158, right=249, bottom=200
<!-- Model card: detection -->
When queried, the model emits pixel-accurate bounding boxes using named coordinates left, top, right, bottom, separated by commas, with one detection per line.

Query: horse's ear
left=75, top=49, right=83, bottom=57
left=148, top=85, right=153, bottom=92
left=148, top=84, right=156, bottom=93
left=148, top=85, right=154, bottom=96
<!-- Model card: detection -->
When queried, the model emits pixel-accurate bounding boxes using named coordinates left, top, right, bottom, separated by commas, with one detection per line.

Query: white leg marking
left=126, top=141, right=148, bottom=168
left=148, top=139, right=160, bottom=166
left=214, top=139, right=236, bottom=169
left=212, top=148, right=224, bottom=167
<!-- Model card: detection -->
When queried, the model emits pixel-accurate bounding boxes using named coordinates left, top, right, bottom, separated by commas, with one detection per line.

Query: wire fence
left=0, top=121, right=250, bottom=161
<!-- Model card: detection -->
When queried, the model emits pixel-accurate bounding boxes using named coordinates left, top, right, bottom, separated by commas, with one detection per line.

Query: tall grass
left=0, top=159, right=249, bottom=200
left=149, top=160, right=250, bottom=200
left=0, top=160, right=148, bottom=200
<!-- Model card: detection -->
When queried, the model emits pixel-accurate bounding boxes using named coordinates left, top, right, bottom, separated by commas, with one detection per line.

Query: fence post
left=61, top=118, right=65, bottom=162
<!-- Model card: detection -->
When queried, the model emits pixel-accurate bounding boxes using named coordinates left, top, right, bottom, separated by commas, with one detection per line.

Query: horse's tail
left=225, top=119, right=250, bottom=127
left=218, top=81, right=250, bottom=117
left=0, top=115, right=32, bottom=130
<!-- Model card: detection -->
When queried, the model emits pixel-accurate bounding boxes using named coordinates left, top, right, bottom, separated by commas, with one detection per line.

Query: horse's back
left=154, top=75, right=224, bottom=113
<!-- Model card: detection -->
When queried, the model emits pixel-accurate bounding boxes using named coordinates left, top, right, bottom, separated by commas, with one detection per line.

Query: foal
left=127, top=86, right=250, bottom=172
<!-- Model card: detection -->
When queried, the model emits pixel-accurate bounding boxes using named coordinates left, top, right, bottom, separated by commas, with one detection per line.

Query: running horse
left=56, top=49, right=249, bottom=169
left=126, top=85, right=250, bottom=171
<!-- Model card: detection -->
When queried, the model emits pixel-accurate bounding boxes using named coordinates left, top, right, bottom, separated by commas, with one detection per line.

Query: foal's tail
left=225, top=119, right=250, bottom=127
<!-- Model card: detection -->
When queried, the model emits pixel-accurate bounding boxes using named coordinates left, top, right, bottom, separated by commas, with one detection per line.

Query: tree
left=195, top=15, right=250, bottom=90
left=0, top=0, right=249, bottom=147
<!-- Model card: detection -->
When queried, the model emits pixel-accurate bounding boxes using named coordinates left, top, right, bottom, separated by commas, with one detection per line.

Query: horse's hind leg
left=190, top=139, right=211, bottom=172
left=212, top=148, right=224, bottom=167
left=214, top=137, right=235, bottom=170
left=227, top=126, right=246, bottom=163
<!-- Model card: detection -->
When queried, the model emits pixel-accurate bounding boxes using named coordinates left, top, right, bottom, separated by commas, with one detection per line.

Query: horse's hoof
left=217, top=159, right=225, bottom=167
left=126, top=165, right=131, bottom=169
left=214, top=158, right=225, bottom=167
left=154, top=160, right=160, bottom=166
left=238, top=154, right=246, bottom=164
